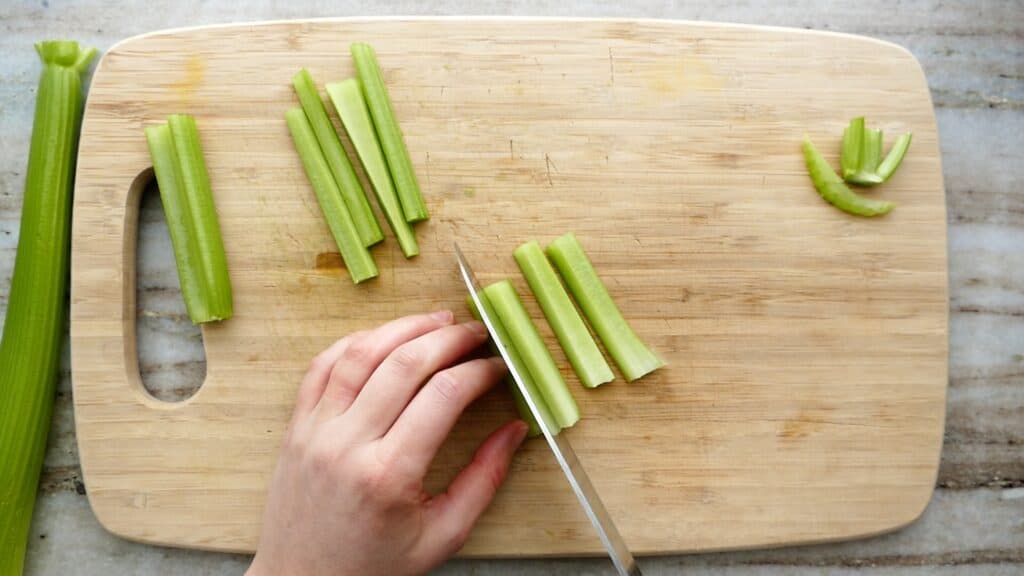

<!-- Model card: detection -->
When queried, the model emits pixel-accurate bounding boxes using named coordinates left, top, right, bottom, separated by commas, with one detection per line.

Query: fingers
left=382, top=357, right=507, bottom=475
left=422, top=420, right=529, bottom=557
left=344, top=321, right=490, bottom=438
left=293, top=334, right=356, bottom=418
left=314, top=311, right=455, bottom=422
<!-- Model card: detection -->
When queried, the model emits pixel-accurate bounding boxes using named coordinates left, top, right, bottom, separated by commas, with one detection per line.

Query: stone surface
left=1, top=0, right=1021, bottom=574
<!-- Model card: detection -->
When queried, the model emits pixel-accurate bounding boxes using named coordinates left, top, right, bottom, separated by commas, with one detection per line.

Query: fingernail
left=466, top=321, right=488, bottom=336
left=511, top=421, right=529, bottom=446
left=489, top=356, right=508, bottom=372
left=431, top=309, right=453, bottom=322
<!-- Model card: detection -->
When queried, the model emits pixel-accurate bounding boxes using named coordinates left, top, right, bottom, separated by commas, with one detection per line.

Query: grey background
left=1, top=1, right=1021, bottom=574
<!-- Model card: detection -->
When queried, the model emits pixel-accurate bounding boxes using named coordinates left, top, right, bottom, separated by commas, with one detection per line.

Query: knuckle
left=341, top=337, right=375, bottom=366
left=429, top=370, right=463, bottom=404
left=389, top=345, right=423, bottom=375
left=445, top=524, right=473, bottom=555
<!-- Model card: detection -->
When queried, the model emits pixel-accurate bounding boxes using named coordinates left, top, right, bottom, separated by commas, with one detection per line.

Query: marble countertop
left=1, top=1, right=1021, bottom=574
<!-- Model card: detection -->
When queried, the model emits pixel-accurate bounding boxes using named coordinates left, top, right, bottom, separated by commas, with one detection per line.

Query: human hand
left=246, top=310, right=528, bottom=576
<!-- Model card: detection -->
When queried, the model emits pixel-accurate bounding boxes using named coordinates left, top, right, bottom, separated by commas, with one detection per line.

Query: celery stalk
left=286, top=108, right=378, bottom=283
left=514, top=241, right=614, bottom=388
left=0, top=40, right=95, bottom=575
left=876, top=133, right=912, bottom=182
left=840, top=117, right=863, bottom=180
left=546, top=233, right=664, bottom=382
left=351, top=42, right=429, bottom=223
left=803, top=138, right=894, bottom=217
left=292, top=69, right=382, bottom=247
left=326, top=79, right=419, bottom=258
left=840, top=117, right=911, bottom=186
left=484, top=281, right=580, bottom=429
left=467, top=295, right=557, bottom=437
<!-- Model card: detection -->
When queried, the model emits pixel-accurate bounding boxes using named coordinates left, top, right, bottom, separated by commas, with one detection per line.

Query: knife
left=454, top=242, right=642, bottom=576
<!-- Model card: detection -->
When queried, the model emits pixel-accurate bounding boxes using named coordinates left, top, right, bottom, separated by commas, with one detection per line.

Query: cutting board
left=70, top=18, right=948, bottom=555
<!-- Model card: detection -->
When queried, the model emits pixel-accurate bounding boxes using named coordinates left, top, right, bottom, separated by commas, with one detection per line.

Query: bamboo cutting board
left=70, top=18, right=948, bottom=555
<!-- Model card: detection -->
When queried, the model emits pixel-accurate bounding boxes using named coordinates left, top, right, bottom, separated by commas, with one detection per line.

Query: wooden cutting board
left=70, top=18, right=948, bottom=556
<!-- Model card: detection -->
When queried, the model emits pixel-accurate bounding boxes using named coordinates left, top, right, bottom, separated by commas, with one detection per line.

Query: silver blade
left=453, top=242, right=641, bottom=576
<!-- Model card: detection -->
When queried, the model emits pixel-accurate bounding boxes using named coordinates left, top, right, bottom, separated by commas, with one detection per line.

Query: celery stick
left=351, top=42, right=429, bottom=223
left=0, top=40, right=95, bottom=575
left=514, top=240, right=614, bottom=388
left=803, top=138, right=894, bottom=217
left=468, top=295, right=557, bottom=437
left=326, top=79, right=419, bottom=258
left=484, top=281, right=580, bottom=428
left=877, top=133, right=912, bottom=182
left=546, top=233, right=664, bottom=382
left=165, top=114, right=234, bottom=321
left=286, top=108, right=378, bottom=283
left=840, top=117, right=863, bottom=180
left=292, top=69, right=382, bottom=247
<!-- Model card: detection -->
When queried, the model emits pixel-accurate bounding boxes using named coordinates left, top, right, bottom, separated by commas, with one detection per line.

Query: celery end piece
left=351, top=42, right=429, bottom=223
left=0, top=40, right=94, bottom=574
left=292, top=68, right=383, bottom=247
left=545, top=234, right=664, bottom=382
left=877, top=133, right=912, bottom=182
left=286, top=107, right=378, bottom=283
left=467, top=295, right=556, bottom=437
left=514, top=240, right=614, bottom=388
left=802, top=139, right=894, bottom=217
left=484, top=281, right=580, bottom=429
left=840, top=117, right=864, bottom=179
left=326, top=78, right=419, bottom=258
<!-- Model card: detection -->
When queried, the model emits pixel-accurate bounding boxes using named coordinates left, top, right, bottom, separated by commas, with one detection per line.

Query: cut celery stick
left=351, top=42, right=429, bottom=223
left=0, top=40, right=94, bottom=575
left=165, top=114, right=234, bottom=321
left=514, top=240, right=614, bottom=388
left=840, top=117, right=863, bottom=180
left=467, top=295, right=558, bottom=437
left=546, top=233, right=664, bottom=382
left=286, top=107, right=378, bottom=283
left=876, top=133, right=912, bottom=182
left=326, top=79, right=419, bottom=258
left=292, top=69, right=382, bottom=247
left=484, top=281, right=580, bottom=429
left=803, top=138, right=894, bottom=217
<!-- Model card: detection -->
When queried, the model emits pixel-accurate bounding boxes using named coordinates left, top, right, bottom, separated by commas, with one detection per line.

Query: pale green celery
left=546, top=233, right=664, bottom=382
left=326, top=79, right=419, bottom=258
left=286, top=108, right=378, bottom=283
left=514, top=241, right=614, bottom=388
left=484, top=281, right=580, bottom=429
left=0, top=40, right=95, bottom=576
left=292, top=69, right=382, bottom=247
left=351, top=42, right=429, bottom=223
left=840, top=117, right=863, bottom=179
left=876, top=133, right=912, bottom=182
left=164, top=114, right=233, bottom=320
left=467, top=295, right=557, bottom=437
left=802, top=138, right=894, bottom=217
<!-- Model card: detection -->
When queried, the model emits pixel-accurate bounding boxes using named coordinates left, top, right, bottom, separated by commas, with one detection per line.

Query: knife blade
left=453, top=242, right=641, bottom=576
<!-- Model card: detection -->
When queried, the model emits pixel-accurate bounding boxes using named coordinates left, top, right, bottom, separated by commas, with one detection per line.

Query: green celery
left=840, top=117, right=863, bottom=180
left=286, top=108, right=378, bottom=283
left=803, top=138, right=894, bottom=217
left=467, top=295, right=558, bottom=437
left=840, top=117, right=912, bottom=186
left=292, top=69, right=382, bottom=247
left=876, top=133, right=912, bottom=182
left=351, top=42, right=429, bottom=223
left=0, top=40, right=95, bottom=575
left=546, top=233, right=664, bottom=382
left=326, top=79, right=419, bottom=258
left=514, top=240, right=614, bottom=388
left=484, top=281, right=580, bottom=429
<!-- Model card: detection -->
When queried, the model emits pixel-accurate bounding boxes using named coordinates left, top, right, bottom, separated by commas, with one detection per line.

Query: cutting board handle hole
left=127, top=167, right=207, bottom=404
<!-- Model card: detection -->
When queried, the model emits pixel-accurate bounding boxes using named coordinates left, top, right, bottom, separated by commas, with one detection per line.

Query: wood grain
left=69, top=18, right=948, bottom=555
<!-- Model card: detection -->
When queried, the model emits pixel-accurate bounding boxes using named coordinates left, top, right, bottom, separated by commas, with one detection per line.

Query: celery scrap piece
left=351, top=42, right=429, bottom=223
left=0, top=40, right=95, bottom=575
left=286, top=107, right=378, bottom=283
left=484, top=280, right=580, bottom=429
left=514, top=240, right=614, bottom=388
left=326, top=78, right=419, bottom=258
left=840, top=116, right=911, bottom=186
left=876, top=133, right=913, bottom=182
left=546, top=233, right=664, bottom=382
left=292, top=68, right=383, bottom=247
left=803, top=138, right=894, bottom=217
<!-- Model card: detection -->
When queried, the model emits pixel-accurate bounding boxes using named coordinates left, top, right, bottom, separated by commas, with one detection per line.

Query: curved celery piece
left=803, top=138, right=894, bottom=217
left=545, top=233, right=664, bottom=382
left=0, top=40, right=95, bottom=575
left=286, top=108, right=378, bottom=283
left=484, top=281, right=580, bottom=429
left=326, top=78, right=419, bottom=258
left=514, top=240, right=613, bottom=388
left=877, top=133, right=913, bottom=183
left=292, top=69, right=382, bottom=247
